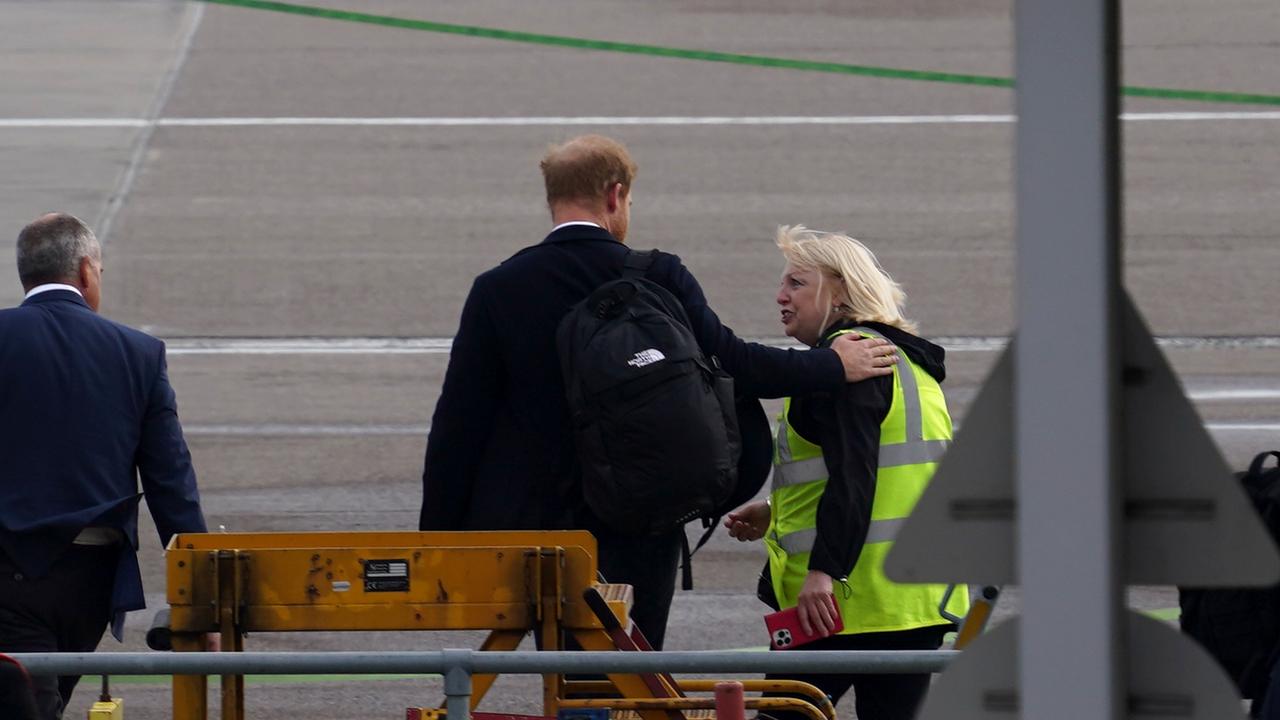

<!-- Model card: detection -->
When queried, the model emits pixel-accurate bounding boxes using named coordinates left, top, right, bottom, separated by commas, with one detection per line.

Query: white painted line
left=937, top=336, right=1280, bottom=352
left=1205, top=422, right=1280, bottom=432
left=1122, top=111, right=1280, bottom=122
left=165, top=338, right=454, bottom=355
left=186, top=423, right=427, bottom=436
left=0, top=119, right=148, bottom=128
left=180, top=421, right=1278, bottom=437
left=933, top=337, right=1011, bottom=352
left=1156, top=336, right=1280, bottom=349
left=3, top=111, right=1280, bottom=130
left=162, top=335, right=1280, bottom=354
left=154, top=115, right=1020, bottom=127
left=167, top=347, right=449, bottom=355
left=94, top=2, right=206, bottom=245
left=1189, top=389, right=1280, bottom=402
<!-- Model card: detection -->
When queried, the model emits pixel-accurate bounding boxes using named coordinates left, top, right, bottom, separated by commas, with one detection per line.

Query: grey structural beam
left=1014, top=0, right=1123, bottom=719
left=888, top=0, right=1275, bottom=715
left=8, top=650, right=957, bottom=677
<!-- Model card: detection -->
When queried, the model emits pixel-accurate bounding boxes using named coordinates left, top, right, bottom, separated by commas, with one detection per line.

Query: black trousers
left=0, top=658, right=40, bottom=720
left=556, top=525, right=682, bottom=700
left=591, top=525, right=684, bottom=650
left=763, top=625, right=949, bottom=720
left=0, top=545, right=117, bottom=720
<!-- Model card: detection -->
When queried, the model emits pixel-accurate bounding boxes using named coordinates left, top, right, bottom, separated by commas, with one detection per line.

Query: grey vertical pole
left=1014, top=0, right=1123, bottom=719
left=442, top=649, right=473, bottom=720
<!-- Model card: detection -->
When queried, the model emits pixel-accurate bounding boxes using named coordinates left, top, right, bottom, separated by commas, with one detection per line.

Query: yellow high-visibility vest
left=765, top=327, right=969, bottom=634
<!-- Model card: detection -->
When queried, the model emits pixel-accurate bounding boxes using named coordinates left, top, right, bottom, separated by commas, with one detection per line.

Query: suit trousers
left=762, top=624, right=949, bottom=720
left=0, top=657, right=40, bottom=720
left=592, top=525, right=684, bottom=651
left=0, top=545, right=118, bottom=720
left=1257, top=652, right=1280, bottom=719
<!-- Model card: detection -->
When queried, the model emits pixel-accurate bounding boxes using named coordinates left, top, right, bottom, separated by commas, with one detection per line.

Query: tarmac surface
left=2, top=0, right=1278, bottom=717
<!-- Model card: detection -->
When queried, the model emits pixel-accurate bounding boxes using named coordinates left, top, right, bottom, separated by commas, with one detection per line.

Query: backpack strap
left=1249, top=451, right=1280, bottom=478
left=679, top=518, right=719, bottom=591
left=622, top=249, right=657, bottom=279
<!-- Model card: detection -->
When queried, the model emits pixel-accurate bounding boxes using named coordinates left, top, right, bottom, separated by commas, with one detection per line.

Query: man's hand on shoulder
left=830, top=334, right=897, bottom=382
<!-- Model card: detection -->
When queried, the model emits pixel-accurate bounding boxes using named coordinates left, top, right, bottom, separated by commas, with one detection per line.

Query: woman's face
left=777, top=263, right=835, bottom=347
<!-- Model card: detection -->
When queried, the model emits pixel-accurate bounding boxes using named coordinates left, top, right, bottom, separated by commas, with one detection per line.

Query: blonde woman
left=725, top=226, right=967, bottom=720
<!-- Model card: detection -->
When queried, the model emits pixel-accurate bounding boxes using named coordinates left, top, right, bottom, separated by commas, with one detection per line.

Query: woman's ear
left=831, top=294, right=850, bottom=314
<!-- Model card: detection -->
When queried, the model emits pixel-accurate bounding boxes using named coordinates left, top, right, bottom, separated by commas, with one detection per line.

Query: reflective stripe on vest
left=775, top=517, right=906, bottom=555
left=772, top=440, right=950, bottom=488
left=771, top=328, right=948, bottom=489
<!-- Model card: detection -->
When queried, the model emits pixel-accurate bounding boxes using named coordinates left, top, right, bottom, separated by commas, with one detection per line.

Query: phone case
left=764, top=604, right=844, bottom=650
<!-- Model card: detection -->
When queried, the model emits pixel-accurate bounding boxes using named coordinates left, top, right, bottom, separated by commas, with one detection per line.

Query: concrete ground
left=1, top=0, right=1277, bottom=717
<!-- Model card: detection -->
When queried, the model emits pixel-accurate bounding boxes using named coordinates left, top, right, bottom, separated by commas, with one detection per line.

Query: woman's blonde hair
left=775, top=225, right=918, bottom=335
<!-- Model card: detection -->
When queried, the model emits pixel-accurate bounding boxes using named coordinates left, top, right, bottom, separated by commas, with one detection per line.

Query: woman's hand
left=723, top=500, right=770, bottom=542
left=796, top=570, right=839, bottom=638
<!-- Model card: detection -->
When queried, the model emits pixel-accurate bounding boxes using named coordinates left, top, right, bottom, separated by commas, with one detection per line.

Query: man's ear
left=78, top=256, right=95, bottom=288
left=604, top=182, right=622, bottom=213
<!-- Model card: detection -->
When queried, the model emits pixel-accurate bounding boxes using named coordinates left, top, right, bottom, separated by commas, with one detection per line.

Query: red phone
left=764, top=604, right=844, bottom=650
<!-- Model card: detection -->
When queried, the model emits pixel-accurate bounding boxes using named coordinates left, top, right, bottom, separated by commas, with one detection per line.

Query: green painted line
left=202, top=0, right=1008, bottom=89
left=1120, top=86, right=1280, bottom=106
left=202, top=0, right=1280, bottom=107
left=1143, top=606, right=1182, bottom=622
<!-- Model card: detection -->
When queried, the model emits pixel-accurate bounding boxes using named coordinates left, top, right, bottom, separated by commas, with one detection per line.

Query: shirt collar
left=550, top=220, right=603, bottom=233
left=24, top=283, right=83, bottom=300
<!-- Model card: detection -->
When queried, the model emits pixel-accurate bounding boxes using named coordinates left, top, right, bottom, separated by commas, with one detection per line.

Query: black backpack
left=1179, top=450, right=1280, bottom=700
left=557, top=250, right=741, bottom=540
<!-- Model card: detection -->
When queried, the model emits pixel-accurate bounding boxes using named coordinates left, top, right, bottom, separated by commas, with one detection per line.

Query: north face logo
left=627, top=349, right=666, bottom=368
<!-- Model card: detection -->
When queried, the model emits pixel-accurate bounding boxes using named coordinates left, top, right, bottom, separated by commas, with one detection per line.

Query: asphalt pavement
left=2, top=0, right=1277, bottom=717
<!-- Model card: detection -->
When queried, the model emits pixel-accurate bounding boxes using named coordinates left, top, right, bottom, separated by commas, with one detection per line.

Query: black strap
left=1249, top=451, right=1280, bottom=478
left=679, top=517, right=719, bottom=591
left=622, top=249, right=657, bottom=279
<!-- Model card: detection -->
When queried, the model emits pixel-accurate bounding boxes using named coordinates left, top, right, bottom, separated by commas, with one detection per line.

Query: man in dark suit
left=0, top=213, right=208, bottom=719
left=420, top=135, right=896, bottom=649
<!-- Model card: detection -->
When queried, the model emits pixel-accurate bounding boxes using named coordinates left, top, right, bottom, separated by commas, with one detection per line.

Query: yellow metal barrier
left=676, top=680, right=835, bottom=720
left=166, top=531, right=812, bottom=720
left=558, top=697, right=827, bottom=720
left=86, top=697, right=124, bottom=720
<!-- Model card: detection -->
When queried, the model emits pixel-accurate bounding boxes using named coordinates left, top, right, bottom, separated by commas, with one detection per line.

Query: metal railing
left=10, top=649, right=957, bottom=719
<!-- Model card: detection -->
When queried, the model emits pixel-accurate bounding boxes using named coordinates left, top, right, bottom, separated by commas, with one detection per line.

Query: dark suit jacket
left=420, top=224, right=845, bottom=531
left=0, top=289, right=206, bottom=638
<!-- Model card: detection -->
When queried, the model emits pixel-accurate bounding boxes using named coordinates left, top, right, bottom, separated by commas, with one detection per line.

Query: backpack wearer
left=557, top=250, right=742, bottom=569
left=1179, top=450, right=1280, bottom=702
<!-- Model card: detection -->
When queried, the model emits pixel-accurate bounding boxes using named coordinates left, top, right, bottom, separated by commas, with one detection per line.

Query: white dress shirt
left=24, top=283, right=83, bottom=300
left=550, top=221, right=604, bottom=233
